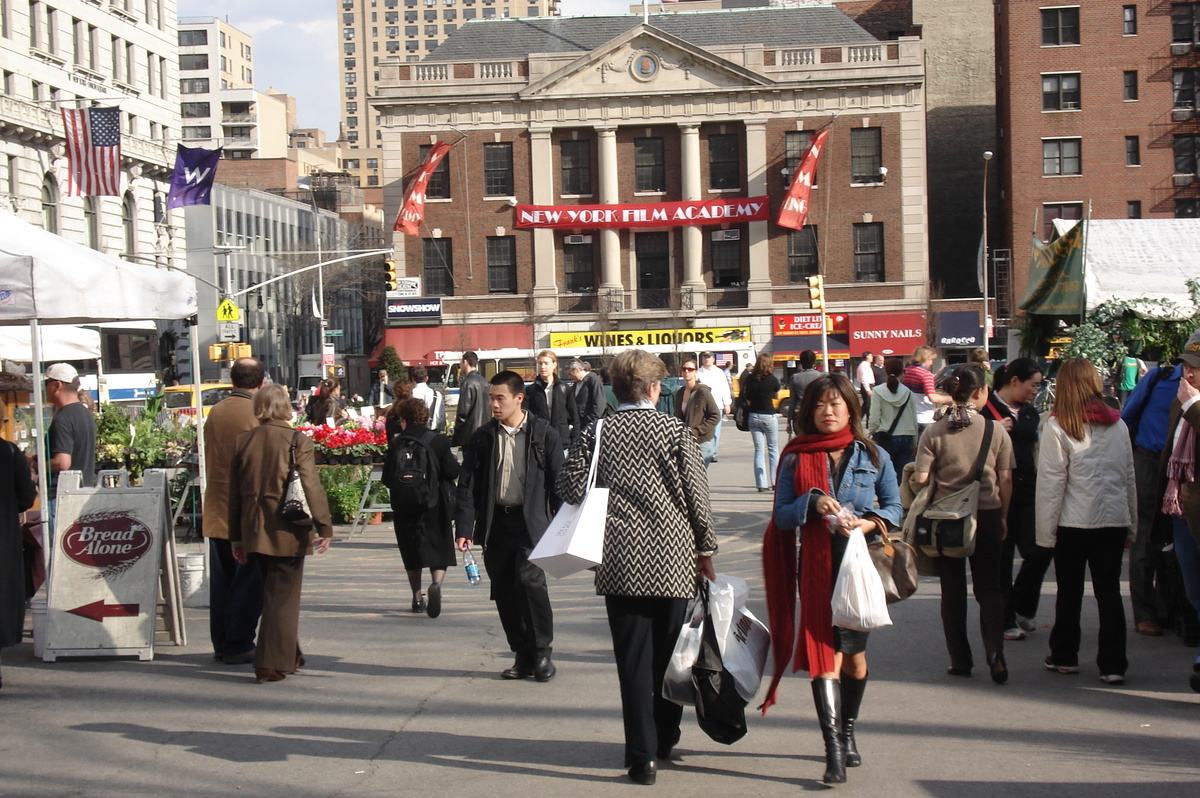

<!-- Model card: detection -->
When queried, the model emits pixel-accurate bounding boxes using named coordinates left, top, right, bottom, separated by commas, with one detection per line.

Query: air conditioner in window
left=1061, top=101, right=1080, bottom=110
left=564, top=235, right=592, bottom=245
left=1173, top=43, right=1193, bottom=56
left=711, top=229, right=741, bottom=241
left=1173, top=174, right=1196, bottom=187
left=1173, top=108, right=1195, bottom=121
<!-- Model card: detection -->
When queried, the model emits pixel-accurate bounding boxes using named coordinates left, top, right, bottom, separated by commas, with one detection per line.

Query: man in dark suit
left=203, top=357, right=266, bottom=665
left=453, top=351, right=490, bottom=448
left=455, top=371, right=564, bottom=682
left=567, top=358, right=608, bottom=443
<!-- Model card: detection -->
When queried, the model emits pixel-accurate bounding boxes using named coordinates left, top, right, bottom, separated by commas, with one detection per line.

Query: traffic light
left=232, top=343, right=253, bottom=359
left=384, top=260, right=399, bottom=291
left=825, top=315, right=835, bottom=334
left=207, top=343, right=227, bottom=362
left=325, top=364, right=346, bottom=379
left=808, top=275, right=825, bottom=311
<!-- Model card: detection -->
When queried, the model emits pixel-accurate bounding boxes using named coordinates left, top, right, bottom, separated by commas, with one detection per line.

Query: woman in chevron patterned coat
left=557, top=348, right=718, bottom=787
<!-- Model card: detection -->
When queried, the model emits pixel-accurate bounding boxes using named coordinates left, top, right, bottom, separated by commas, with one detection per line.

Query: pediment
left=519, top=25, right=774, bottom=100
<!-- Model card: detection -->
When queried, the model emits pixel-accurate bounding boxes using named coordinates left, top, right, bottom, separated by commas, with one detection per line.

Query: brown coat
left=673, top=383, right=720, bottom=443
left=1158, top=398, right=1200, bottom=541
left=229, top=420, right=333, bottom=556
left=202, top=390, right=257, bottom=540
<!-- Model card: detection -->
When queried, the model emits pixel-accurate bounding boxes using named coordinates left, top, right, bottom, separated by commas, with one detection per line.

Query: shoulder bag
left=911, top=419, right=994, bottom=558
left=870, top=394, right=910, bottom=453
left=867, top=531, right=919, bottom=603
left=280, top=431, right=313, bottom=524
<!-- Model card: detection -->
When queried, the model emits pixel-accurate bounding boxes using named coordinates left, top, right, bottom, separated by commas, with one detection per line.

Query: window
left=180, top=78, right=209, bottom=93
left=710, top=240, right=742, bottom=287
left=424, top=40, right=437, bottom=51
left=850, top=127, right=882, bottom=183
left=486, top=236, right=516, bottom=293
left=483, top=143, right=513, bottom=196
left=1123, top=5, right=1137, bottom=35
left=179, top=29, right=208, bottom=46
left=1174, top=69, right=1199, bottom=109
left=708, top=133, right=740, bottom=190
left=346, top=87, right=357, bottom=98
left=182, top=126, right=212, bottom=139
left=1127, top=200, right=1142, bottom=218
left=1175, top=134, right=1200, bottom=176
left=179, top=53, right=208, bottom=70
left=344, top=57, right=356, bottom=69
left=1126, top=136, right=1140, bottom=165
left=344, top=42, right=356, bottom=54
left=634, top=136, right=665, bottom=192
left=1043, top=203, right=1082, bottom=239
left=367, top=175, right=379, bottom=186
left=387, top=25, right=400, bottom=36
left=344, top=28, right=354, bottom=39
left=423, top=238, right=453, bottom=296
left=343, top=158, right=360, bottom=169
left=1173, top=2, right=1200, bottom=43
left=1124, top=71, right=1138, bottom=101
left=405, top=25, right=417, bottom=35
left=425, top=9, right=437, bottom=19
left=102, top=331, right=155, bottom=373
left=346, top=102, right=357, bottom=114
left=444, top=9, right=456, bottom=19
left=1177, top=198, right=1200, bottom=217
left=343, top=12, right=355, bottom=23
left=40, top=174, right=57, bottom=234
left=387, top=40, right=400, bottom=52
left=367, top=158, right=378, bottom=169
left=563, top=242, right=594, bottom=292
left=784, top=130, right=815, bottom=174
left=853, top=223, right=884, bottom=282
left=560, top=139, right=591, bottom=195
left=1042, top=6, right=1080, bottom=45
left=1042, top=73, right=1080, bottom=110
left=787, top=227, right=819, bottom=283
left=181, top=102, right=210, bottom=118
left=464, top=8, right=476, bottom=18
left=406, top=10, right=417, bottom=20
left=84, top=197, right=99, bottom=249
left=1043, top=138, right=1082, bottom=175
left=420, top=144, right=450, bottom=198
left=424, top=24, right=437, bottom=35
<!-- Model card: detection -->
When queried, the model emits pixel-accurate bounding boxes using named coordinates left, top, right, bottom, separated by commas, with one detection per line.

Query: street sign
left=216, top=299, right=240, bottom=322
left=322, top=353, right=335, bottom=367
left=325, top=329, right=344, bottom=337
left=218, top=322, right=239, bottom=342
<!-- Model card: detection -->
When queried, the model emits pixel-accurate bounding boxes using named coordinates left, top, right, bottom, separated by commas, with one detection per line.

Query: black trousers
left=605, top=594, right=688, bottom=768
left=209, top=538, right=264, bottom=658
left=1130, top=448, right=1168, bottom=624
left=1049, top=526, right=1129, bottom=675
left=937, top=508, right=1005, bottom=670
left=484, top=509, right=553, bottom=662
left=1000, top=499, right=1054, bottom=627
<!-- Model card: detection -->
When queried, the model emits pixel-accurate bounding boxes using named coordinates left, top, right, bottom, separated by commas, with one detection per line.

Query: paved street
left=2, top=420, right=1198, bottom=797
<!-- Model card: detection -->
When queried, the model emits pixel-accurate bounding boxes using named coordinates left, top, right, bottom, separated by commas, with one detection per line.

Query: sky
left=178, top=0, right=637, bottom=138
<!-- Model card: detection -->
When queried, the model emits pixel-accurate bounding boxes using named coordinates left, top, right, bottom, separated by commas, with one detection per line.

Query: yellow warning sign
left=216, top=299, right=240, bottom=322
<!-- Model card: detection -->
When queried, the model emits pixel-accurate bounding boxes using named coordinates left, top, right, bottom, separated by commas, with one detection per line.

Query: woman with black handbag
left=912, top=364, right=1014, bottom=684
left=762, top=373, right=902, bottom=785
left=867, top=357, right=917, bottom=482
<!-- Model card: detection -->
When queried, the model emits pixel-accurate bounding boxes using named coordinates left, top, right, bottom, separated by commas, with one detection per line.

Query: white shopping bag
left=663, top=593, right=704, bottom=706
left=702, top=574, right=772, bottom=703
left=530, top=420, right=607, bottom=578
left=831, top=527, right=893, bottom=632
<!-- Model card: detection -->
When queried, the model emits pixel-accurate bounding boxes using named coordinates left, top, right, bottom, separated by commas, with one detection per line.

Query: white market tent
left=0, top=208, right=198, bottom=522
left=0, top=325, right=101, bottom=362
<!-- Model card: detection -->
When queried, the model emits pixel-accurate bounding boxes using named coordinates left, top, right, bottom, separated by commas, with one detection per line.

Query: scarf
left=1164, top=404, right=1196, bottom=516
left=1081, top=397, right=1121, bottom=426
left=760, top=425, right=856, bottom=715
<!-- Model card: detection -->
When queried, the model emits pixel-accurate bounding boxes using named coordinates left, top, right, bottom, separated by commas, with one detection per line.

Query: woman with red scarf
left=1036, top=358, right=1136, bottom=684
left=762, top=373, right=901, bottom=785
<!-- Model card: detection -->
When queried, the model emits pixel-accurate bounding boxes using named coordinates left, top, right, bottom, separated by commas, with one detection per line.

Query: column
left=679, top=123, right=706, bottom=311
left=597, top=127, right=622, bottom=305
left=529, top=127, right=558, bottom=317
left=743, top=119, right=772, bottom=309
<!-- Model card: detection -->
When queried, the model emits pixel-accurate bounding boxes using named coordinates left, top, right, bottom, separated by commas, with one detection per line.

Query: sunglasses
left=682, top=366, right=697, bottom=372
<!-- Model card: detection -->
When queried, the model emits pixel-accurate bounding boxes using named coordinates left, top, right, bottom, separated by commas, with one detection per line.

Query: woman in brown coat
left=230, top=384, right=333, bottom=683
left=673, top=357, right=720, bottom=466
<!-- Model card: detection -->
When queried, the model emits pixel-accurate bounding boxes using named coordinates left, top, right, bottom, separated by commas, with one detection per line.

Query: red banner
left=848, top=311, right=927, bottom=357
left=393, top=141, right=451, bottom=235
left=514, top=197, right=770, bottom=229
left=776, top=128, right=829, bottom=231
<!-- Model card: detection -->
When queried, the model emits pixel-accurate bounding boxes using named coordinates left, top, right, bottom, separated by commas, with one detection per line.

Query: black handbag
left=280, top=431, right=313, bottom=524
left=692, top=581, right=748, bottom=745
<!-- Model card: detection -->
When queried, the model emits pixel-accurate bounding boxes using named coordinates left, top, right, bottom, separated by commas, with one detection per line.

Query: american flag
left=714, top=353, right=734, bottom=368
left=61, top=107, right=122, bottom=197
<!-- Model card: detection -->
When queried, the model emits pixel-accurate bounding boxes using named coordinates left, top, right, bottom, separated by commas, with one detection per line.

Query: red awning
left=846, top=311, right=927, bottom=358
left=369, top=324, right=534, bottom=366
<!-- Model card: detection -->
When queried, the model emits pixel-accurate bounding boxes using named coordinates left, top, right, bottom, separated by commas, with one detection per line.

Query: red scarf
left=760, top=425, right=856, bottom=714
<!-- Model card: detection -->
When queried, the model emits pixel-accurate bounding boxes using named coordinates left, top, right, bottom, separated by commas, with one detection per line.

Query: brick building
left=373, top=6, right=932, bottom=366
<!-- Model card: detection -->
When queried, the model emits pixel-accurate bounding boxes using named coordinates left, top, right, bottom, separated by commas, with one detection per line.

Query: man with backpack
left=455, top=371, right=564, bottom=682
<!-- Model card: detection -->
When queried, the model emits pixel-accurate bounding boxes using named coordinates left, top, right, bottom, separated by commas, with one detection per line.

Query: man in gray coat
left=203, top=357, right=266, bottom=664
left=453, top=351, right=490, bottom=447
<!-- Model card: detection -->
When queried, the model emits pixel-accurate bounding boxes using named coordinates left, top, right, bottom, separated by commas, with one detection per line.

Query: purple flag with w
left=167, top=145, right=221, bottom=209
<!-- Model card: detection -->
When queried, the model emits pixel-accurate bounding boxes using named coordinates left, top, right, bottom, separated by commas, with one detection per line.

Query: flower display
left=297, top=421, right=388, bottom=462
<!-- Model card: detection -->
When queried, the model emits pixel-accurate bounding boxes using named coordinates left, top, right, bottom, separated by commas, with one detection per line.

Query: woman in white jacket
left=1037, top=358, right=1137, bottom=684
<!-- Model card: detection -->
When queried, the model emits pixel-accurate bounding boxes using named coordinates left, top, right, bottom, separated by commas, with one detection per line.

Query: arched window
left=122, top=192, right=137, bottom=256
left=41, top=175, right=58, bottom=234
left=84, top=197, right=100, bottom=249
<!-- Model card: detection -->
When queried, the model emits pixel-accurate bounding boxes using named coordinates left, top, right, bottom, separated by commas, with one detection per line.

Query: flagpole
left=982, top=150, right=993, bottom=346
left=1078, top=200, right=1091, bottom=322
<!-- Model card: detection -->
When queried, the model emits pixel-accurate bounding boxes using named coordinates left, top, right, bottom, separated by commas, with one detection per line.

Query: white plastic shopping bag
left=830, top=528, right=893, bottom=632
left=704, top=574, right=772, bottom=703
left=663, top=592, right=704, bottom=706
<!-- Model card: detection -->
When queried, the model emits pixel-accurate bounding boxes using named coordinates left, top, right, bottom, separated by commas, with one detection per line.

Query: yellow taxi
left=162, top=382, right=234, bottom=418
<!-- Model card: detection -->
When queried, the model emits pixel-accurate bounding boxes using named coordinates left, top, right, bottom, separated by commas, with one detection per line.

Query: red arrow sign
left=67, top=600, right=140, bottom=622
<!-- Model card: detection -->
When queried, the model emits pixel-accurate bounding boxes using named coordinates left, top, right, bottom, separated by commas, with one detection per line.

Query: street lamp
left=981, top=150, right=993, bottom=347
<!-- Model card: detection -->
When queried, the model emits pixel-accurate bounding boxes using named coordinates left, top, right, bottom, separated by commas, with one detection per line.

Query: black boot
left=839, top=675, right=867, bottom=767
left=811, top=678, right=847, bottom=784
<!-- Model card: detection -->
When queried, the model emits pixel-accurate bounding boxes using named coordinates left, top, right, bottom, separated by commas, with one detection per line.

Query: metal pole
left=982, top=150, right=993, bottom=347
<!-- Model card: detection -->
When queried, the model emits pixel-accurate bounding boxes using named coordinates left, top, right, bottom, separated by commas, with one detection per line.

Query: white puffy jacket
left=1035, top=416, right=1137, bottom=547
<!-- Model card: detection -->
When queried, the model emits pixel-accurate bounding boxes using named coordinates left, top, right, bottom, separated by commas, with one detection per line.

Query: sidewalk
left=2, top=420, right=1198, bottom=797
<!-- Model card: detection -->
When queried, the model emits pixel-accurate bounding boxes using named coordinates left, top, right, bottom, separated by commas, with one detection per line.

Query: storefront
left=772, top=313, right=850, bottom=369
left=847, top=311, right=927, bottom=359
left=370, top=323, right=534, bottom=366
left=935, top=311, right=983, bottom=351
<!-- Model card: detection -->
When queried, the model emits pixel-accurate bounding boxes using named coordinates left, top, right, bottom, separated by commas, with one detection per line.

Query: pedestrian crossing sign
left=216, top=299, right=240, bottom=322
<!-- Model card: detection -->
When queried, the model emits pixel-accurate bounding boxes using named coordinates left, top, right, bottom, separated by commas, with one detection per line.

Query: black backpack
left=384, top=430, right=440, bottom=510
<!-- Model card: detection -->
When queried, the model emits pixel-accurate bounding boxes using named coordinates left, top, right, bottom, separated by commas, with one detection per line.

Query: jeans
left=1048, top=527, right=1128, bottom=675
left=749, top=412, right=779, bottom=490
left=711, top=413, right=724, bottom=455
left=698, top=438, right=717, bottom=467
left=1173, top=516, right=1200, bottom=666
left=885, top=435, right=915, bottom=483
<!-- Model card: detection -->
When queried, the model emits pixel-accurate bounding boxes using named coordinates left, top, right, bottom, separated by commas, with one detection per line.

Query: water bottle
left=463, top=548, right=481, bottom=585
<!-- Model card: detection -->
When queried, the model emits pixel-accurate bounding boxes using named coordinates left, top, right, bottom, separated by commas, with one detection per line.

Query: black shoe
left=222, top=649, right=255, bottom=665
left=656, top=729, right=681, bottom=761
left=533, top=656, right=556, bottom=682
left=839, top=675, right=867, bottom=768
left=811, top=678, right=846, bottom=784
left=1191, top=664, right=1200, bottom=694
left=989, top=652, right=1008, bottom=685
left=501, top=660, right=533, bottom=680
left=628, top=762, right=656, bottom=785
left=426, top=582, right=442, bottom=619
left=946, top=666, right=972, bottom=677
left=411, top=594, right=425, bottom=613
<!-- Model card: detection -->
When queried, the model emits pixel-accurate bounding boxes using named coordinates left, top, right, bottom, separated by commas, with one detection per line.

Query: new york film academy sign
left=515, top=197, right=771, bottom=229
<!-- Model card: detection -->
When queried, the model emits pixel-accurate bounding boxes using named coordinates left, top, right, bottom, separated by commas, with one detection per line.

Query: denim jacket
left=773, top=440, right=902, bottom=535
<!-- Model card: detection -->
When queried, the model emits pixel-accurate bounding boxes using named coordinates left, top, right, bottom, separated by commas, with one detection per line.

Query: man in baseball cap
left=45, top=362, right=95, bottom=492
left=1175, top=329, right=1200, bottom=368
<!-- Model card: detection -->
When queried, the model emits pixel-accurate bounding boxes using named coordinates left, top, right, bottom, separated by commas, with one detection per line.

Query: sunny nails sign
left=514, top=197, right=771, bottom=229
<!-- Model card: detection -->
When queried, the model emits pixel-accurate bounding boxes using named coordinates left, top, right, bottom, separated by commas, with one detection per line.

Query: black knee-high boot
left=811, top=678, right=847, bottom=784
left=839, top=675, right=867, bottom=767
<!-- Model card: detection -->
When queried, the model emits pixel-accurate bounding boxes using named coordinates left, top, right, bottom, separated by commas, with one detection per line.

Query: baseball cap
left=700, top=351, right=714, bottom=359
left=1175, top=329, right=1200, bottom=368
left=45, top=363, right=79, bottom=383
